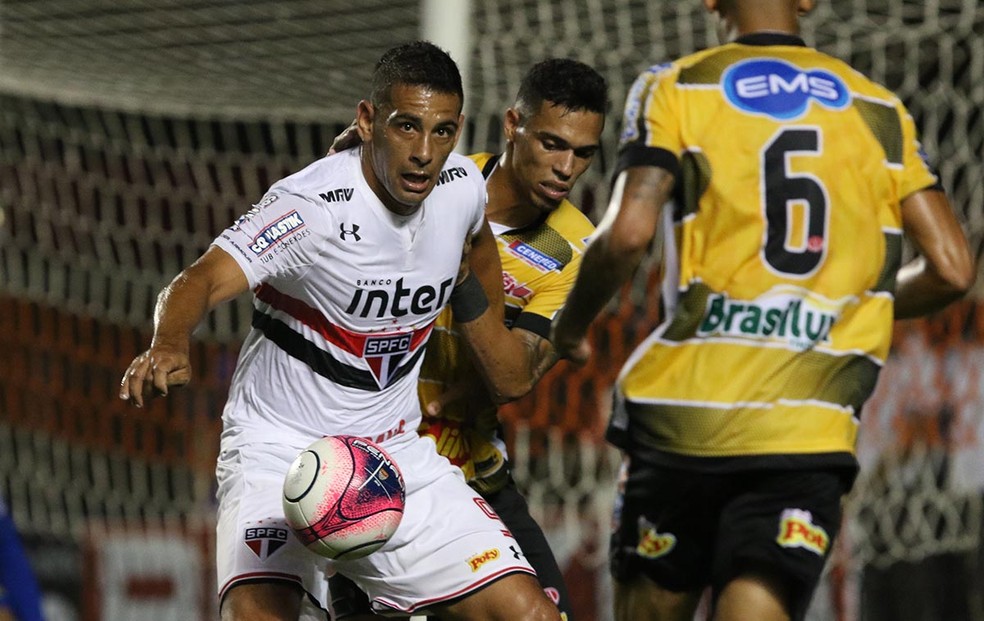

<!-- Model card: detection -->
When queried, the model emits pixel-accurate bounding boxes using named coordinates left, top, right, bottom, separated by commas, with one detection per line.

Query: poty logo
left=723, top=59, right=849, bottom=120
left=244, top=526, right=289, bottom=560
left=776, top=509, right=829, bottom=556
left=364, top=333, right=412, bottom=388
left=249, top=211, right=306, bottom=255
left=636, top=517, right=677, bottom=559
left=508, top=240, right=561, bottom=272
left=467, top=548, right=500, bottom=572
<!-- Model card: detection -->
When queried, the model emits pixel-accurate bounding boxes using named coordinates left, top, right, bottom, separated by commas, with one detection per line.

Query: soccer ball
left=282, top=435, right=405, bottom=560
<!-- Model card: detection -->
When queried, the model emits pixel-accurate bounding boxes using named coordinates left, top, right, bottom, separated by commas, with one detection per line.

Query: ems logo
left=244, top=526, right=289, bottom=560
left=722, top=58, right=849, bottom=121
left=363, top=333, right=412, bottom=388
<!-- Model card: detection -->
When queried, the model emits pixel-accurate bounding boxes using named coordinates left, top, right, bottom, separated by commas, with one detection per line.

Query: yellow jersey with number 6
left=610, top=33, right=939, bottom=471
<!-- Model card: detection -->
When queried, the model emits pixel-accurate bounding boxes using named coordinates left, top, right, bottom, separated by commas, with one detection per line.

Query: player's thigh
left=613, top=573, right=702, bottom=621
left=486, top=481, right=573, bottom=616
left=433, top=572, right=560, bottom=621
left=221, top=581, right=304, bottom=621
left=216, top=439, right=332, bottom=613
left=712, top=469, right=848, bottom=621
left=611, top=460, right=719, bottom=593
left=327, top=572, right=379, bottom=621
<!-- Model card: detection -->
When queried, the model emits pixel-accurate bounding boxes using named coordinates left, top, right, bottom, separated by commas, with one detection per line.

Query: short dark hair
left=370, top=40, right=464, bottom=109
left=515, top=58, right=609, bottom=117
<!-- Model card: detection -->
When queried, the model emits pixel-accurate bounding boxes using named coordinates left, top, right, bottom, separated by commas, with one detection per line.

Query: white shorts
left=215, top=428, right=535, bottom=617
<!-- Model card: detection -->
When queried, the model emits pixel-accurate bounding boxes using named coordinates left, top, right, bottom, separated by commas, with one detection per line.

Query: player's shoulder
left=443, top=151, right=484, bottom=182
left=427, top=152, right=485, bottom=205
left=269, top=149, right=360, bottom=204
left=546, top=200, right=596, bottom=250
left=467, top=152, right=497, bottom=178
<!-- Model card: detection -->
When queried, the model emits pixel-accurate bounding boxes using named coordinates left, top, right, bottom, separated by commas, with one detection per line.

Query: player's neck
left=484, top=157, right=540, bottom=229
left=720, top=12, right=800, bottom=42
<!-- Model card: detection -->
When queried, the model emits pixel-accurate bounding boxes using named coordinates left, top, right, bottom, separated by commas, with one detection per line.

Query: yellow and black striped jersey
left=418, top=152, right=595, bottom=493
left=610, top=33, right=939, bottom=471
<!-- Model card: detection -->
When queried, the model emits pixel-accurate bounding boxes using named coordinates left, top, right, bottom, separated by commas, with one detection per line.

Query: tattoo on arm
left=517, top=329, right=559, bottom=384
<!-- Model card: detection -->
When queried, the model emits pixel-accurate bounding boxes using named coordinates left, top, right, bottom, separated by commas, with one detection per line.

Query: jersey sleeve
left=897, top=103, right=943, bottom=199
left=615, top=63, right=682, bottom=179
left=212, top=191, right=331, bottom=289
left=469, top=166, right=488, bottom=237
left=512, top=251, right=583, bottom=339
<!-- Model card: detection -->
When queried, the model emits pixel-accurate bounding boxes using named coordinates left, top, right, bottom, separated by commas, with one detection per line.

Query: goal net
left=0, top=2, right=981, bottom=620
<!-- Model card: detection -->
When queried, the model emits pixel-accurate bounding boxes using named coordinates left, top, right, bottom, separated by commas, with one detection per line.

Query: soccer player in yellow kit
left=329, top=58, right=608, bottom=621
left=551, top=2, right=974, bottom=621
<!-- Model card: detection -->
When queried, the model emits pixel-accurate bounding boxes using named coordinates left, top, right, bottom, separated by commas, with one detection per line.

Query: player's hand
left=118, top=344, right=192, bottom=407
left=327, top=120, right=361, bottom=155
left=424, top=377, right=485, bottom=416
left=550, top=320, right=592, bottom=366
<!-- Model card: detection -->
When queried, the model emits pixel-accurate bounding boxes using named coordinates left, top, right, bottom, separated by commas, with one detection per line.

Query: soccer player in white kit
left=119, top=41, right=563, bottom=621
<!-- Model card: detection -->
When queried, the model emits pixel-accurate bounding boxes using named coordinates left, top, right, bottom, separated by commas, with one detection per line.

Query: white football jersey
left=212, top=148, right=486, bottom=446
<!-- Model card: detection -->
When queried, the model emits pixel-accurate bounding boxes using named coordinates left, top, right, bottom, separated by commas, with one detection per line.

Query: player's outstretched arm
left=451, top=218, right=560, bottom=404
left=894, top=188, right=975, bottom=318
left=551, top=165, right=675, bottom=364
left=119, top=246, right=249, bottom=407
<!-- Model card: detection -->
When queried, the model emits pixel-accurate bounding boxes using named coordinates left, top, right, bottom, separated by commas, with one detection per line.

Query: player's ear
left=453, top=113, right=465, bottom=146
left=356, top=100, right=375, bottom=141
left=798, top=0, right=816, bottom=15
left=503, top=108, right=521, bottom=142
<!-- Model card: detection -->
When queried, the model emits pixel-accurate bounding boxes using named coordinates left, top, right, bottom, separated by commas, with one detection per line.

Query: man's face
left=505, top=101, right=605, bottom=213
left=358, top=83, right=463, bottom=215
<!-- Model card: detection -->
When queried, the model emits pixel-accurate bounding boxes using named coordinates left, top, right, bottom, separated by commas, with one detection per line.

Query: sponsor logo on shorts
left=244, top=526, right=289, bottom=560
left=636, top=517, right=676, bottom=559
left=776, top=508, right=829, bottom=556
left=467, top=548, right=500, bottom=572
left=507, top=240, right=561, bottom=272
left=249, top=211, right=306, bottom=255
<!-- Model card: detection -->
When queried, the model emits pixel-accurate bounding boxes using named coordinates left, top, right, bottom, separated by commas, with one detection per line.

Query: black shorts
left=610, top=462, right=849, bottom=621
left=330, top=477, right=573, bottom=620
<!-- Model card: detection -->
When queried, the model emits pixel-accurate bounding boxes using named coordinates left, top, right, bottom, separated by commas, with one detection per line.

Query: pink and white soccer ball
left=282, top=435, right=405, bottom=560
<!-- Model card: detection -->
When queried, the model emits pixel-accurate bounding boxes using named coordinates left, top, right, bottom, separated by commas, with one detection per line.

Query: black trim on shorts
left=221, top=578, right=329, bottom=619
left=613, top=144, right=680, bottom=182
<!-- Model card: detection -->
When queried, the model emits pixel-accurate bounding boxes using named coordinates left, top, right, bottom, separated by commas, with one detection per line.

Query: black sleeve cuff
left=613, top=144, right=680, bottom=183
left=512, top=312, right=551, bottom=340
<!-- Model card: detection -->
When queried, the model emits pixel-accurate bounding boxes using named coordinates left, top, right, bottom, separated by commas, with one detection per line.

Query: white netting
left=1, top=2, right=982, bottom=620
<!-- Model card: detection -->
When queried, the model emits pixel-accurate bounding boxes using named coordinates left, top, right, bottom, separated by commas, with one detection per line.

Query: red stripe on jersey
left=255, top=284, right=434, bottom=355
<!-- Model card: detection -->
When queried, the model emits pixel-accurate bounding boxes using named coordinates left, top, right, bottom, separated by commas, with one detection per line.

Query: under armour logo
left=340, top=223, right=361, bottom=241
left=510, top=545, right=525, bottom=561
